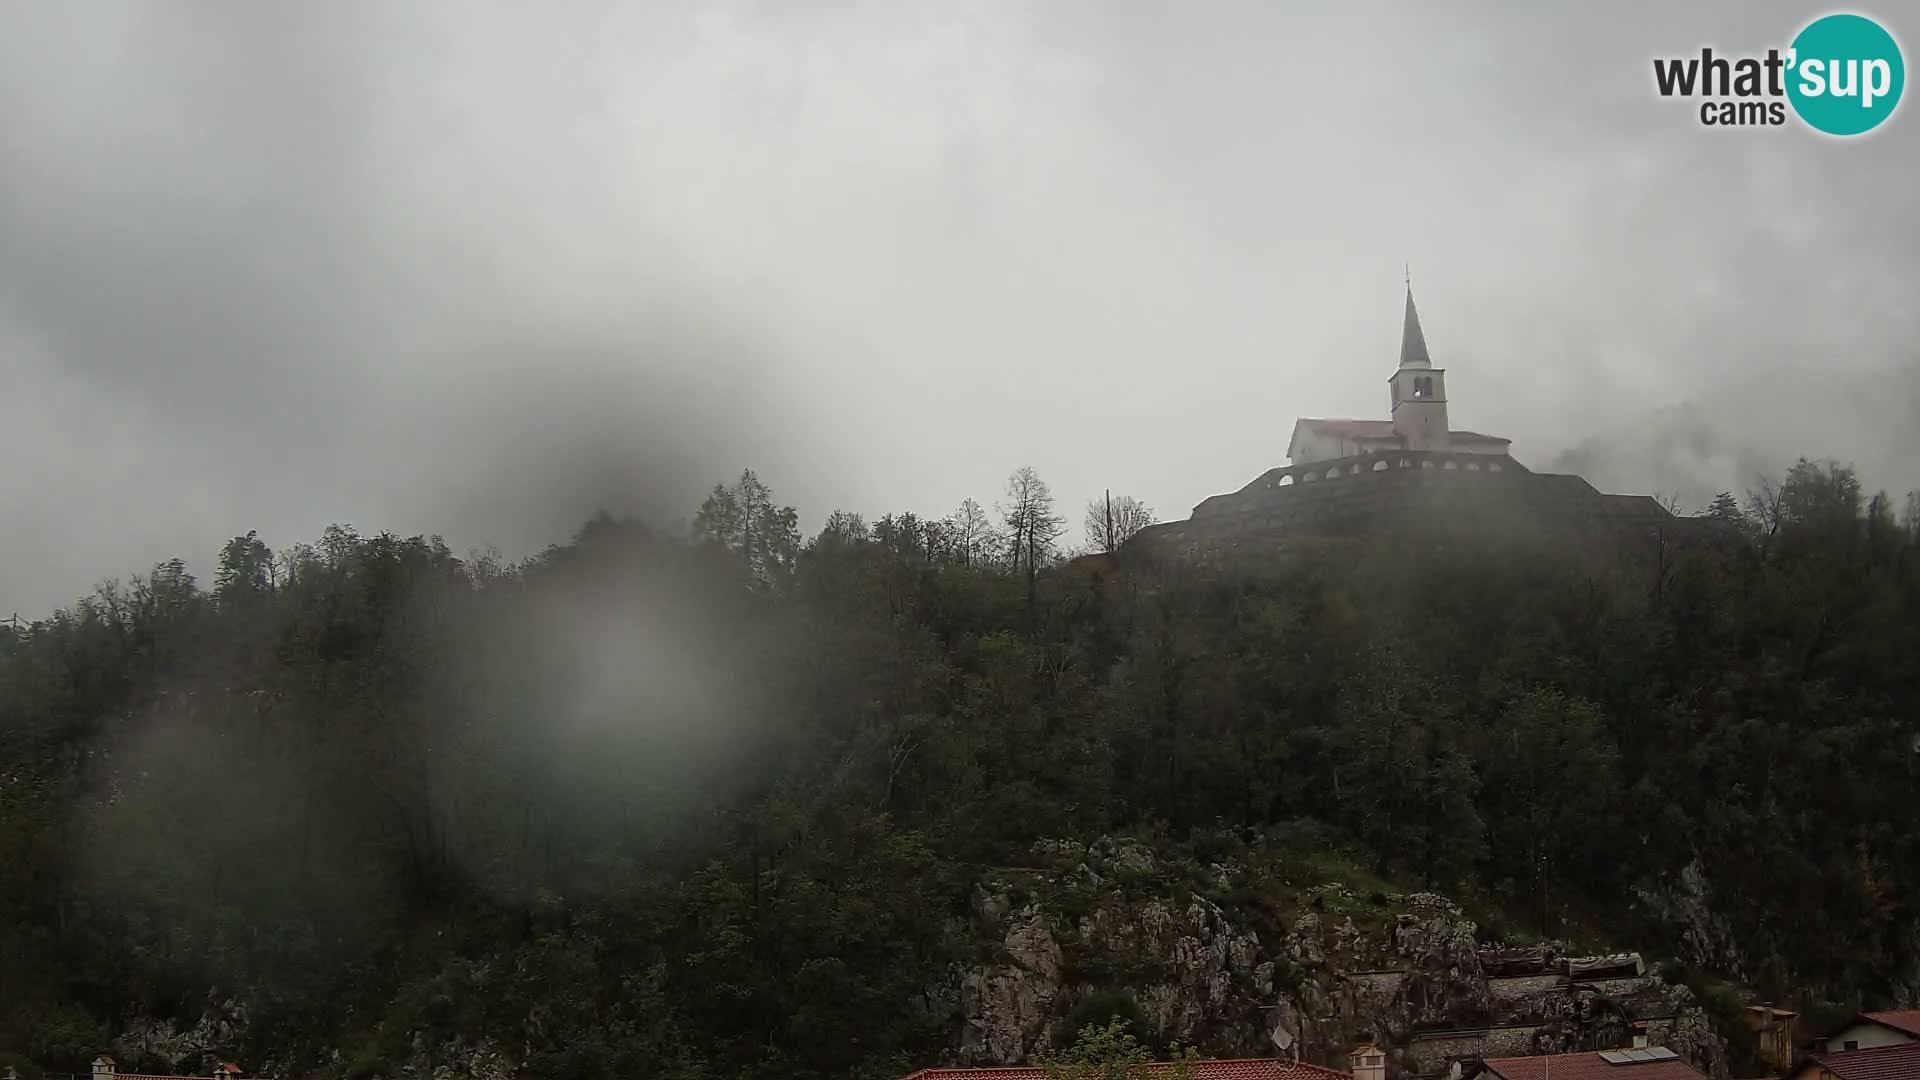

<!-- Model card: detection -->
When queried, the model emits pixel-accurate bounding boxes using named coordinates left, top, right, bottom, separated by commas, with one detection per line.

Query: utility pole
left=1540, top=851, right=1551, bottom=939
left=1104, top=489, right=1114, bottom=555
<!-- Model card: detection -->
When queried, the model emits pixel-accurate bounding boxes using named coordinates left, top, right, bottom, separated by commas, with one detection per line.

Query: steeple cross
left=1404, top=262, right=1411, bottom=290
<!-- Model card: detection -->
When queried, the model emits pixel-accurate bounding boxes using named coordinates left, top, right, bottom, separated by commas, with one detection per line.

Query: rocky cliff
left=936, top=838, right=1729, bottom=1080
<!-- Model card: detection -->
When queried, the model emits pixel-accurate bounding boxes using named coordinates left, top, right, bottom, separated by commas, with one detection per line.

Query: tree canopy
left=0, top=458, right=1916, bottom=1080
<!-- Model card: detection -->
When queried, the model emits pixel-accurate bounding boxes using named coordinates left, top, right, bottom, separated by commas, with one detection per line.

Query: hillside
left=2, top=461, right=1917, bottom=1080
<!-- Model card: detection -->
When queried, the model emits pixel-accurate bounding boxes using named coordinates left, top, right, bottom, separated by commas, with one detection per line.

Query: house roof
left=1862, top=1011, right=1920, bottom=1038
left=900, top=1059, right=1349, bottom=1080
left=1797, top=1043, right=1920, bottom=1080
left=1482, top=1050, right=1708, bottom=1080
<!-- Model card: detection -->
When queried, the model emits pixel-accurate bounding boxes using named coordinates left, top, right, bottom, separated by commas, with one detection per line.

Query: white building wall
left=1824, top=1023, right=1917, bottom=1051
left=1290, top=430, right=1359, bottom=464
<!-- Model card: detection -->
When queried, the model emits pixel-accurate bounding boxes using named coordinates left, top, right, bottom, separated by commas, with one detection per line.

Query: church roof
left=1291, top=418, right=1511, bottom=444
left=1400, top=287, right=1432, bottom=369
left=1301, top=419, right=1398, bottom=438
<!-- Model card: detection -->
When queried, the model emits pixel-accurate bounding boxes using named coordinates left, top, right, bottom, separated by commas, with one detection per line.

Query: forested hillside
left=2, top=460, right=1917, bottom=1080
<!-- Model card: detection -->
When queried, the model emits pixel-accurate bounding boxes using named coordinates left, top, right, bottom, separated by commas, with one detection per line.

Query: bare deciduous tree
left=1000, top=466, right=1065, bottom=612
left=1745, top=477, right=1785, bottom=539
left=1083, top=491, right=1157, bottom=554
left=946, top=497, right=1000, bottom=566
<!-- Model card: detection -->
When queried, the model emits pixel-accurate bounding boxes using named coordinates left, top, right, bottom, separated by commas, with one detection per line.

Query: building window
left=1845, top=1042, right=1859, bottom=1052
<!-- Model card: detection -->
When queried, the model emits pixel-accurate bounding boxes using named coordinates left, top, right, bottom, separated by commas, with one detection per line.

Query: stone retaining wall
left=1488, top=974, right=1567, bottom=1006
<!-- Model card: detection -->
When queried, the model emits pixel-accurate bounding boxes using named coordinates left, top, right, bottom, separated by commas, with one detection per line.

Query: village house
left=1782, top=1042, right=1920, bottom=1080
left=1462, top=1048, right=1710, bottom=1080
left=1813, top=1011, right=1920, bottom=1054
left=1743, top=1004, right=1800, bottom=1074
left=38, top=1055, right=254, bottom=1080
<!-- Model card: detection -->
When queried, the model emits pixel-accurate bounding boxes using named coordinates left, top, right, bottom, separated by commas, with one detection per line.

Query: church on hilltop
left=1286, top=289, right=1513, bottom=465
left=1132, top=286, right=1674, bottom=556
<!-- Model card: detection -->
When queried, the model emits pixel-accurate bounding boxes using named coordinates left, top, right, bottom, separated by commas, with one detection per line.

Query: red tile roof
left=900, top=1059, right=1348, bottom=1080
left=88, top=1066, right=246, bottom=1080
left=1864, top=1011, right=1920, bottom=1038
left=1483, top=1051, right=1708, bottom=1080
left=1807, top=1043, right=1920, bottom=1080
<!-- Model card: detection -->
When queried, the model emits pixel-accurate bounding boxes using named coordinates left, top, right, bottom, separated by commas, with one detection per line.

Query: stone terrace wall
left=1128, top=450, right=1702, bottom=565
left=1404, top=1026, right=1547, bottom=1077
left=1489, top=974, right=1570, bottom=1007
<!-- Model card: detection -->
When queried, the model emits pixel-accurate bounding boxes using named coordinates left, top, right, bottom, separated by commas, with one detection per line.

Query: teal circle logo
left=1786, top=13, right=1905, bottom=136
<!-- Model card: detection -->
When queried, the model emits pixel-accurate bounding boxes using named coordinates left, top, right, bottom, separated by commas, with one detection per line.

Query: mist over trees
left=0, top=458, right=1917, bottom=1080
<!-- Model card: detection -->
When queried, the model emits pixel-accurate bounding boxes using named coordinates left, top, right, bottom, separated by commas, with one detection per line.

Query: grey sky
left=3, top=1, right=1916, bottom=615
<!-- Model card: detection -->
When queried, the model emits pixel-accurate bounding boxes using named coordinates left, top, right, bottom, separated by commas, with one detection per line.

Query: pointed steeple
left=1399, top=286, right=1432, bottom=369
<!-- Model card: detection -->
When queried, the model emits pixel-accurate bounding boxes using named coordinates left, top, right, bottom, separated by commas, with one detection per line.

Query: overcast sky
left=3, top=1, right=1917, bottom=615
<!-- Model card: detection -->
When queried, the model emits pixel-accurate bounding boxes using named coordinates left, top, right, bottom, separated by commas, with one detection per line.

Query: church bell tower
left=1388, top=286, right=1450, bottom=450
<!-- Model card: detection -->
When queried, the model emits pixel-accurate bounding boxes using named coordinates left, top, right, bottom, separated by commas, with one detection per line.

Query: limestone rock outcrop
left=114, top=996, right=250, bottom=1074
left=936, top=837, right=1728, bottom=1080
